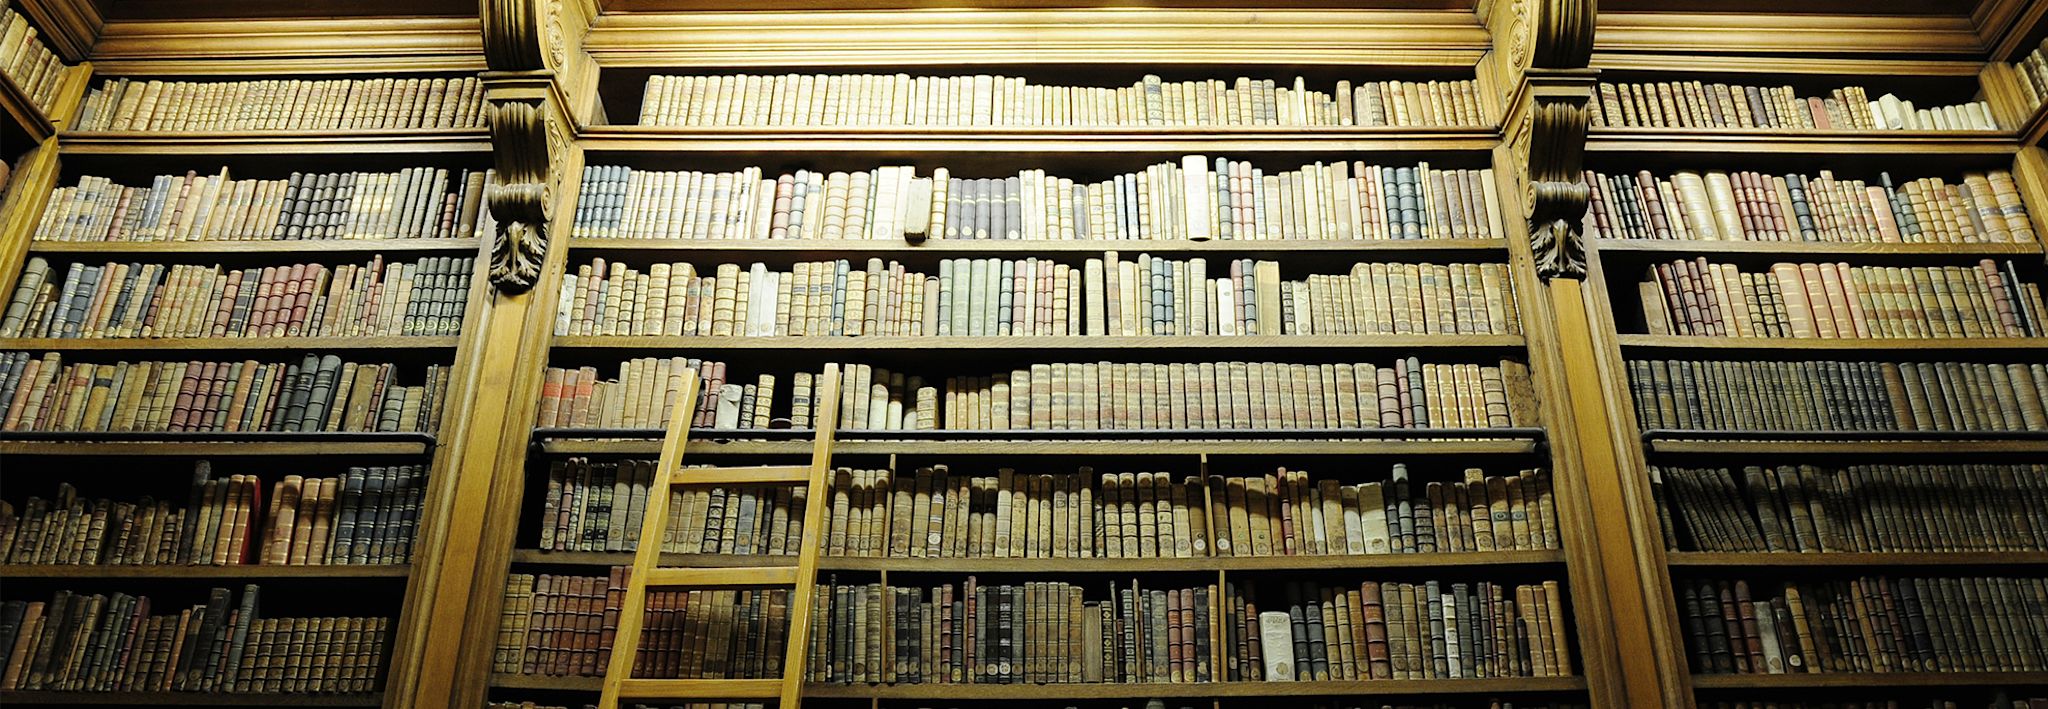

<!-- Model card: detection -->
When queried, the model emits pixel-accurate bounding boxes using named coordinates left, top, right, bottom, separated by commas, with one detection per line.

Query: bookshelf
left=1579, top=12, right=2048, bottom=706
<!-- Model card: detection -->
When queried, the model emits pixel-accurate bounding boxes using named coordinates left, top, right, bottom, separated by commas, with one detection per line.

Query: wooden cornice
left=15, top=0, right=104, bottom=62
left=584, top=9, right=1490, bottom=67
left=1977, top=0, right=2048, bottom=62
left=1589, top=54, right=1986, bottom=77
left=1594, top=12, right=1987, bottom=57
left=88, top=17, right=486, bottom=75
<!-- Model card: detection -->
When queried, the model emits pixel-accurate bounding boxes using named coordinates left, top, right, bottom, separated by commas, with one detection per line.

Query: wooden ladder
left=598, top=364, right=841, bottom=709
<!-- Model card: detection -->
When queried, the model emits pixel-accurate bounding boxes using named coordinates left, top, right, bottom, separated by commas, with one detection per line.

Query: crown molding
left=16, top=0, right=105, bottom=62
left=585, top=9, right=1490, bottom=67
left=1977, top=0, right=2047, bottom=62
left=1589, top=54, right=1988, bottom=77
left=89, top=17, right=487, bottom=75
left=1594, top=12, right=1986, bottom=57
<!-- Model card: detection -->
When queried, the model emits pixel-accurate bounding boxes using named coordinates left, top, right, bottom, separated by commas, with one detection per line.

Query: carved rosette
left=1525, top=94, right=1590, bottom=280
left=485, top=100, right=553, bottom=293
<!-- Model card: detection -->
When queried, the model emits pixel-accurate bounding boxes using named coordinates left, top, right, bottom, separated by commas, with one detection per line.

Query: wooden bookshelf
left=0, top=564, right=414, bottom=579
left=26, top=238, right=484, bottom=256
left=1584, top=128, right=2020, bottom=155
left=1688, top=672, right=2048, bottom=690
left=0, top=691, right=385, bottom=707
left=55, top=129, right=493, bottom=156
left=1592, top=238, right=2044, bottom=259
left=1613, top=334, right=2048, bottom=352
left=530, top=428, right=1548, bottom=456
left=486, top=674, right=1590, bottom=698
left=566, top=236, right=1513, bottom=258
left=551, top=333, right=1528, bottom=352
left=0, top=64, right=55, bottom=145
left=508, top=548, right=1567, bottom=572
left=0, top=335, right=463, bottom=351
left=577, top=125, right=1501, bottom=156
left=1665, top=551, right=2048, bottom=568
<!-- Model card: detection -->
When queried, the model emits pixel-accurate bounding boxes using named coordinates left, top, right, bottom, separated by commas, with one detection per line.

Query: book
left=0, top=351, right=451, bottom=434
left=532, top=457, right=806, bottom=556
left=0, top=256, right=472, bottom=339
left=30, top=168, right=488, bottom=243
left=492, top=568, right=789, bottom=681
left=0, top=464, right=424, bottom=566
left=553, top=255, right=1521, bottom=338
left=1626, top=357, right=2048, bottom=433
left=1638, top=258, right=2046, bottom=339
left=637, top=73, right=1487, bottom=128
left=71, top=76, right=487, bottom=132
left=1681, top=574, right=2048, bottom=675
left=1209, top=465, right=1559, bottom=556
left=1585, top=168, right=2036, bottom=245
left=572, top=159, right=1505, bottom=242
left=0, top=0, right=69, bottom=115
left=1229, top=579, right=1574, bottom=681
left=1591, top=81, right=1997, bottom=131
left=0, top=584, right=388, bottom=692
left=1652, top=463, right=2048, bottom=554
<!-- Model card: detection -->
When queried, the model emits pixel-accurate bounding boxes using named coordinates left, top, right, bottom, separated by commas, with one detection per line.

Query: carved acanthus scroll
left=484, top=99, right=557, bottom=294
left=1507, top=0, right=1597, bottom=281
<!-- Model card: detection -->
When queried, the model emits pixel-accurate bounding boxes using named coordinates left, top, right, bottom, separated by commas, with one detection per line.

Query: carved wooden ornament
left=484, top=100, right=555, bottom=293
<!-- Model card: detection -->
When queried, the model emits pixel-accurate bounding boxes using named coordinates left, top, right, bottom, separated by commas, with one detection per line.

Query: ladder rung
left=674, top=465, right=812, bottom=485
left=615, top=677, right=781, bottom=699
left=644, top=565, right=798, bottom=587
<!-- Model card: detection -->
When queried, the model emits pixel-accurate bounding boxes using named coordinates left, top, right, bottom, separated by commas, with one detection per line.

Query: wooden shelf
left=1615, top=334, right=2048, bottom=352
left=552, top=334, right=1527, bottom=352
left=0, top=335, right=462, bottom=352
left=28, top=238, right=483, bottom=256
left=1641, top=430, right=2048, bottom=456
left=1585, top=128, right=2018, bottom=155
left=0, top=431, right=436, bottom=456
left=0, top=63, right=55, bottom=146
left=2022, top=99, right=2048, bottom=149
left=807, top=677, right=1588, bottom=699
left=567, top=237, right=1512, bottom=257
left=508, top=549, right=1565, bottom=573
left=1689, top=671, right=2048, bottom=689
left=0, top=564, right=412, bottom=579
left=532, top=428, right=1546, bottom=456
left=487, top=675, right=1586, bottom=697
left=1666, top=551, right=2048, bottom=568
left=0, top=691, right=385, bottom=706
left=57, top=129, right=492, bottom=156
left=1593, top=238, right=2043, bottom=259
left=578, top=124, right=1500, bottom=155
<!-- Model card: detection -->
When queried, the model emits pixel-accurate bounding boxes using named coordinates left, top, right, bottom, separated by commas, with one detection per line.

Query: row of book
left=1, top=463, right=425, bottom=566
left=571, top=160, right=1504, bottom=242
left=0, top=0, right=65, bottom=116
left=536, top=457, right=805, bottom=556
left=1681, top=576, right=2048, bottom=674
left=491, top=704, right=1583, bottom=709
left=630, top=586, right=790, bottom=680
left=636, top=73, right=1488, bottom=127
left=555, top=257, right=1521, bottom=339
left=807, top=577, right=1575, bottom=684
left=2014, top=37, right=2048, bottom=114
left=494, top=569, right=625, bottom=677
left=0, top=352, right=451, bottom=434
left=34, top=168, right=489, bottom=243
left=0, top=585, right=389, bottom=693
left=819, top=465, right=1560, bottom=559
left=1591, top=82, right=1998, bottom=131
left=73, top=76, right=486, bottom=132
left=1703, top=702, right=2048, bottom=709
left=1626, top=359, right=2048, bottom=433
left=2, top=256, right=473, bottom=339
left=1652, top=463, right=2048, bottom=554
left=1637, top=259, right=2046, bottom=339
left=535, top=358, right=1540, bottom=432
left=1585, top=169, right=2036, bottom=244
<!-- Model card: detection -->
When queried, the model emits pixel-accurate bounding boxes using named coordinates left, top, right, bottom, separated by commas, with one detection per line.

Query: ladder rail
left=597, top=371, right=701, bottom=709
left=778, top=364, right=841, bottom=708
left=595, top=365, right=840, bottom=709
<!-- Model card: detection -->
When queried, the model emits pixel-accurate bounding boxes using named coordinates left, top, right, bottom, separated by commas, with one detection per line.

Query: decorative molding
left=482, top=0, right=563, bottom=72
left=1594, top=12, right=1983, bottom=56
left=585, top=10, right=1489, bottom=67
left=90, top=18, right=484, bottom=74
left=1524, top=0, right=1595, bottom=69
left=483, top=97, right=555, bottom=293
left=1509, top=71, right=1596, bottom=281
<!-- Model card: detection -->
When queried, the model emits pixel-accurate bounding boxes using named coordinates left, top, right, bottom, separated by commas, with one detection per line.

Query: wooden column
left=1487, top=1, right=1675, bottom=707
left=408, top=0, right=597, bottom=707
